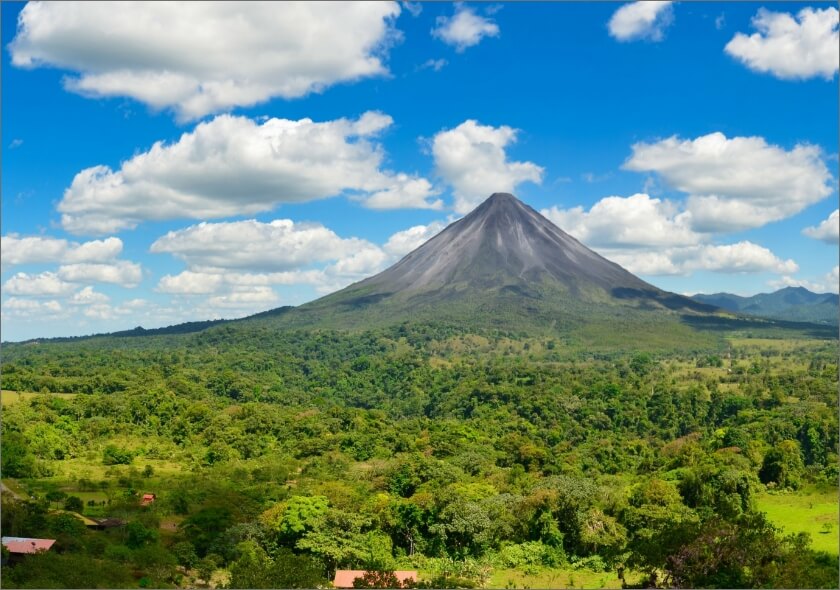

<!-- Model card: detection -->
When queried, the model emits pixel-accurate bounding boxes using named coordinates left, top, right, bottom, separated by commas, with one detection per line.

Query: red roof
left=333, top=570, right=417, bottom=588
left=2, top=537, right=56, bottom=554
left=140, top=493, right=156, bottom=505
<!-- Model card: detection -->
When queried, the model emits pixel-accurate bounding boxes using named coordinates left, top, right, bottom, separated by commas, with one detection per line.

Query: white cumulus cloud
left=206, top=287, right=280, bottom=310
left=3, top=272, right=77, bottom=296
left=57, top=261, right=143, bottom=287
left=604, top=242, right=798, bottom=277
left=1, top=235, right=122, bottom=266
left=803, top=209, right=839, bottom=244
left=59, top=112, right=439, bottom=235
left=608, top=1, right=674, bottom=42
left=9, top=1, right=403, bottom=121
left=542, top=194, right=699, bottom=249
left=156, top=271, right=227, bottom=295
left=157, top=269, right=329, bottom=296
left=433, top=5, right=500, bottom=52
left=363, top=175, right=443, bottom=210
left=540, top=196, right=799, bottom=278
left=2, top=297, right=64, bottom=318
left=69, top=286, right=111, bottom=306
left=725, top=7, right=839, bottom=80
left=685, top=242, right=799, bottom=274
left=624, top=132, right=834, bottom=232
left=384, top=221, right=448, bottom=257
left=151, top=216, right=453, bottom=309
left=432, top=120, right=544, bottom=214
left=606, top=251, right=681, bottom=276
left=151, top=218, right=395, bottom=302
left=150, top=219, right=380, bottom=272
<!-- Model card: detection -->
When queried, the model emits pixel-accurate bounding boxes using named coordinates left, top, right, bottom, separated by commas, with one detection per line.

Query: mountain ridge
left=691, top=286, right=839, bottom=326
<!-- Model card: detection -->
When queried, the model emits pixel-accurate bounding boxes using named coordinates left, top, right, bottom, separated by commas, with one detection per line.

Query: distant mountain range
left=691, top=287, right=839, bottom=326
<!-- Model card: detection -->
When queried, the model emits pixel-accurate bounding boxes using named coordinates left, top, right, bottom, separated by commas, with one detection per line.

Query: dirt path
left=0, top=480, right=26, bottom=501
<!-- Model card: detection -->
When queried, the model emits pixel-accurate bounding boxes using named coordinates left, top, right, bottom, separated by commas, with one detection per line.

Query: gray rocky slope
left=282, top=193, right=715, bottom=329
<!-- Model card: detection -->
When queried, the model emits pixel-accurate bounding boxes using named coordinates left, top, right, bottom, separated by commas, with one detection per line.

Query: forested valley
left=1, top=324, right=838, bottom=588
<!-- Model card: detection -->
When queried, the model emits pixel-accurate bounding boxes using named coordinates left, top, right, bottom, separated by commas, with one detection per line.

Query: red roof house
left=2, top=537, right=56, bottom=554
left=333, top=570, right=418, bottom=588
left=140, top=493, right=156, bottom=506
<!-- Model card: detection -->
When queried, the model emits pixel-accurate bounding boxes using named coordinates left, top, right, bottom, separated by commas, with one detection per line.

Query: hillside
left=692, top=287, right=839, bottom=326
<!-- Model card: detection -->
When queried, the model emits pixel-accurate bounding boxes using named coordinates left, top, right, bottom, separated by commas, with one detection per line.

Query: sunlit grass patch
left=757, top=485, right=839, bottom=557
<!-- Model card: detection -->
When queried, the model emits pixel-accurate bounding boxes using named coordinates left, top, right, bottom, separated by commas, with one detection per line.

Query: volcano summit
left=273, top=193, right=717, bottom=334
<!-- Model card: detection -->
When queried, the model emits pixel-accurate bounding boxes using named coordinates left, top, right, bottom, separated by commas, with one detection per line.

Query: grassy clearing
left=1, top=389, right=76, bottom=406
left=728, top=337, right=820, bottom=351
left=757, top=485, right=839, bottom=556
left=487, top=567, right=640, bottom=589
left=47, top=455, right=188, bottom=481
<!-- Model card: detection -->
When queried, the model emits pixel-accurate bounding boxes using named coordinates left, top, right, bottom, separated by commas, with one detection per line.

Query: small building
left=333, top=570, right=418, bottom=589
left=140, top=493, right=156, bottom=506
left=2, top=536, right=56, bottom=555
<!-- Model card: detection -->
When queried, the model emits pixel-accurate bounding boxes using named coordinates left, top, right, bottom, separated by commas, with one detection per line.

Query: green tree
left=228, top=540, right=273, bottom=589
left=1, top=552, right=135, bottom=588
left=45, top=489, right=67, bottom=503
left=171, top=541, right=198, bottom=568
left=125, top=521, right=158, bottom=549
left=353, top=570, right=415, bottom=588
left=64, top=495, right=84, bottom=513
left=579, top=508, right=627, bottom=561
left=262, top=495, right=329, bottom=542
left=229, top=542, right=325, bottom=589
left=196, top=554, right=221, bottom=585
left=665, top=512, right=836, bottom=588
left=296, top=508, right=392, bottom=571
left=1, top=431, right=41, bottom=478
left=102, top=444, right=133, bottom=465
left=622, top=479, right=699, bottom=577
left=759, top=440, right=804, bottom=489
left=180, top=506, right=233, bottom=556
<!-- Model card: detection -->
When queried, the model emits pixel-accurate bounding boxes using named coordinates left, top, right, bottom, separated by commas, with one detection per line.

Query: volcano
left=344, top=192, right=667, bottom=298
left=271, top=193, right=716, bottom=333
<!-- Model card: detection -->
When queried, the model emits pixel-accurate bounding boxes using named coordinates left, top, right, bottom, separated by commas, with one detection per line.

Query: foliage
left=759, top=440, right=805, bottom=489
left=353, top=570, right=416, bottom=588
left=63, top=495, right=84, bottom=512
left=0, top=325, right=837, bottom=588
left=102, top=444, right=134, bottom=466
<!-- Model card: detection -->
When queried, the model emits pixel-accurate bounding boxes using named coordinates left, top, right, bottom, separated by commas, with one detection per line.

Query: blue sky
left=2, top=1, right=838, bottom=341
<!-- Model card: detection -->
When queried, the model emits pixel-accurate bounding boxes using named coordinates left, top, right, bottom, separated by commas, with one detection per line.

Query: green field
left=1, top=389, right=76, bottom=406
left=758, top=486, right=839, bottom=556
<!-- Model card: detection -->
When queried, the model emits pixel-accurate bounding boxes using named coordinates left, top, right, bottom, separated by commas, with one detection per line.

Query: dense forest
left=1, top=323, right=838, bottom=588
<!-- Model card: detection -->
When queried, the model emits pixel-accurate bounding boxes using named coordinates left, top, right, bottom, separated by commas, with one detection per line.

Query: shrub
left=103, top=445, right=134, bottom=465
